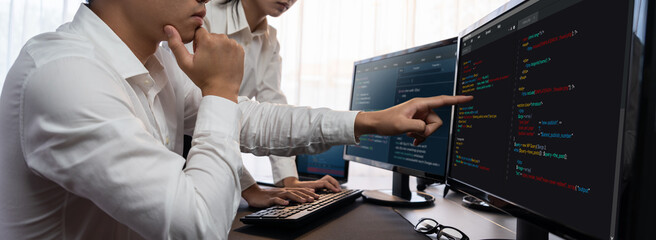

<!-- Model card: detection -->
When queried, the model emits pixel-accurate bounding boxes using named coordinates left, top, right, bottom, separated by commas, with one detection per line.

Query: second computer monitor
left=344, top=38, right=457, bottom=181
left=296, top=145, right=349, bottom=184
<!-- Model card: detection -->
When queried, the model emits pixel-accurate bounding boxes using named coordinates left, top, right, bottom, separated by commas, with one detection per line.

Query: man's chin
left=181, top=34, right=195, bottom=44
left=181, top=26, right=202, bottom=43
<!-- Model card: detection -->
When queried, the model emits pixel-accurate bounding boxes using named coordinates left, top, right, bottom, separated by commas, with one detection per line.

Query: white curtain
left=1, top=0, right=508, bottom=97
left=1, top=0, right=81, bottom=88
left=268, top=0, right=509, bottom=111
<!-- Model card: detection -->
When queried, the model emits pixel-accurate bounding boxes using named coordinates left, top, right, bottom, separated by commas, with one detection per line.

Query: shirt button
left=144, top=79, right=151, bottom=85
left=166, top=137, right=170, bottom=145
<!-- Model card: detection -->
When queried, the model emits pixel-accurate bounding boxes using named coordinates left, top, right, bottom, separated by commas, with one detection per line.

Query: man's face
left=125, top=0, right=206, bottom=43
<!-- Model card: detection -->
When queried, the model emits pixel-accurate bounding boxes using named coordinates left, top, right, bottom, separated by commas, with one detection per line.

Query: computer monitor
left=343, top=38, right=458, bottom=207
left=296, top=145, right=349, bottom=184
left=447, top=0, right=648, bottom=239
left=242, top=147, right=349, bottom=187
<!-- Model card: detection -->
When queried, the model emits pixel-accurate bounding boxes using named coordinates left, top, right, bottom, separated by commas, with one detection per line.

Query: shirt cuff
left=322, top=110, right=359, bottom=145
left=269, top=155, right=298, bottom=187
left=194, top=96, right=242, bottom=191
left=194, top=96, right=241, bottom=142
left=239, top=167, right=256, bottom=191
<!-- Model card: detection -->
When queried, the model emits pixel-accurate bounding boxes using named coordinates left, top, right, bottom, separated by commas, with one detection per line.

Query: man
left=0, top=0, right=472, bottom=239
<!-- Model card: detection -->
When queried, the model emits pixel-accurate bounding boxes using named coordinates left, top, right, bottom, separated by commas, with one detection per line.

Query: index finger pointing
left=422, top=95, right=474, bottom=109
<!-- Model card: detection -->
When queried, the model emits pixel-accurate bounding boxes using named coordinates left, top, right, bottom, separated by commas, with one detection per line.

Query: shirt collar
left=226, top=1, right=269, bottom=37
left=68, top=4, right=149, bottom=79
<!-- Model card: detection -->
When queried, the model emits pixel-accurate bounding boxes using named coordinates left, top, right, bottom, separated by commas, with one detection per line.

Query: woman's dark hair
left=87, top=0, right=93, bottom=5
left=222, top=0, right=241, bottom=26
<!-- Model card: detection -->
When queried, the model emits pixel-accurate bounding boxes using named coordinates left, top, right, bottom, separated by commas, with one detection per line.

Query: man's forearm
left=238, top=100, right=358, bottom=156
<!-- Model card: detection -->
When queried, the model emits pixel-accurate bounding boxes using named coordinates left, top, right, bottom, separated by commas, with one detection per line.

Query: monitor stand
left=478, top=218, right=548, bottom=240
left=362, top=172, right=435, bottom=207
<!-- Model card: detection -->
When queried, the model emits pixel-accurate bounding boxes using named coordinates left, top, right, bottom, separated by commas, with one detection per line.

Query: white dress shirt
left=0, top=4, right=357, bottom=240
left=204, top=1, right=297, bottom=186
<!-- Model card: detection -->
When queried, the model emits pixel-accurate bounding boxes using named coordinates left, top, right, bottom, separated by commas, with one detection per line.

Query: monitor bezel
left=343, top=37, right=458, bottom=183
left=622, top=0, right=656, bottom=237
left=445, top=0, right=644, bottom=239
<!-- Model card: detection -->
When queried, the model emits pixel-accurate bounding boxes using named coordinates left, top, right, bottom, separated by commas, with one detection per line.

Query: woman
left=204, top=0, right=343, bottom=206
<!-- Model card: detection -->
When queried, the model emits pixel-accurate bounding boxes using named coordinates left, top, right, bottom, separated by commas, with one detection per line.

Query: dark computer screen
left=296, top=145, right=348, bottom=181
left=448, top=0, right=632, bottom=239
left=345, top=38, right=457, bottom=178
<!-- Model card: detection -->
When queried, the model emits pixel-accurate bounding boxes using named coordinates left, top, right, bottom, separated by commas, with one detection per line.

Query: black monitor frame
left=622, top=0, right=656, bottom=238
left=343, top=37, right=458, bottom=206
left=445, top=0, right=647, bottom=239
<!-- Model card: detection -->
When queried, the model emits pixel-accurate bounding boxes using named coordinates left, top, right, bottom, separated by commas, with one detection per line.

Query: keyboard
left=240, top=189, right=363, bottom=227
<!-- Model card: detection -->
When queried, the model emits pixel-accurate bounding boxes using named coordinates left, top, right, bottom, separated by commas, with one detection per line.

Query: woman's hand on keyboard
left=242, top=184, right=320, bottom=208
left=282, top=175, right=342, bottom=193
